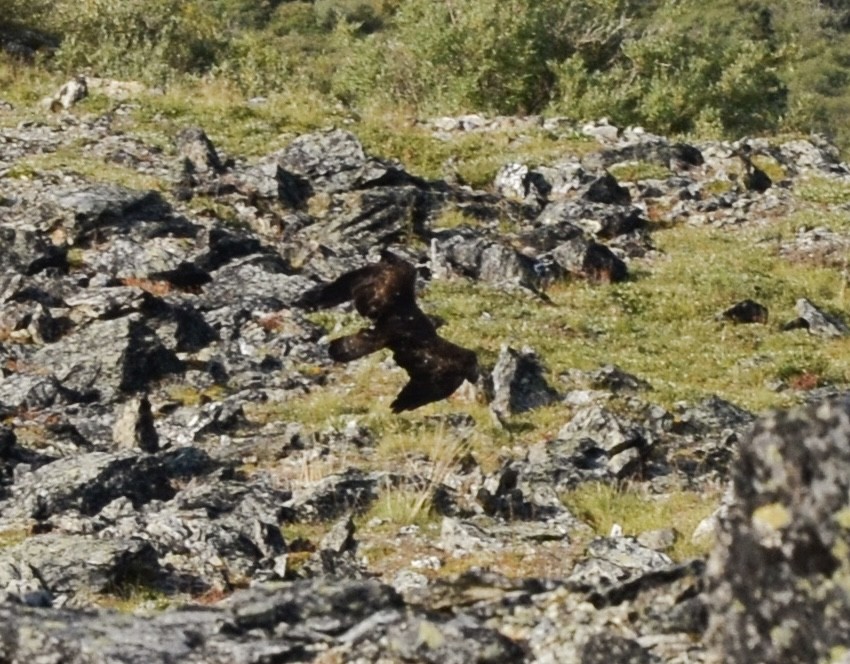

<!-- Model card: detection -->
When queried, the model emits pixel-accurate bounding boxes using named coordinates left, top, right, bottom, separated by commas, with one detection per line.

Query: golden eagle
left=297, top=250, right=479, bottom=412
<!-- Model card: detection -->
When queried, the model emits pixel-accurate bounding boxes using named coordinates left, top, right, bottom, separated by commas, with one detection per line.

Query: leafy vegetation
left=4, top=0, right=850, bottom=147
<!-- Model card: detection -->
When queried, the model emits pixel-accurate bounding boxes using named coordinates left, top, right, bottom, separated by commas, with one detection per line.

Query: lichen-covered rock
left=706, top=397, right=850, bottom=663
left=111, top=395, right=158, bottom=452
left=490, top=345, right=559, bottom=416
left=1, top=447, right=217, bottom=522
left=0, top=579, right=525, bottom=663
left=0, top=534, right=159, bottom=601
left=785, top=297, right=850, bottom=338
left=5, top=108, right=850, bottom=662
left=277, top=128, right=419, bottom=194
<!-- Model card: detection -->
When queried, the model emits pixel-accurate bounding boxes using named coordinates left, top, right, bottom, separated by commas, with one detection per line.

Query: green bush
left=332, top=0, right=628, bottom=115
left=49, top=0, right=223, bottom=82
left=552, top=0, right=787, bottom=136
left=313, top=0, right=391, bottom=33
left=8, top=0, right=850, bottom=153
left=0, top=0, right=52, bottom=30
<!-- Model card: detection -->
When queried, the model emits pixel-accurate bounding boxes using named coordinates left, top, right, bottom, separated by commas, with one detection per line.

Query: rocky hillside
left=1, top=79, right=850, bottom=662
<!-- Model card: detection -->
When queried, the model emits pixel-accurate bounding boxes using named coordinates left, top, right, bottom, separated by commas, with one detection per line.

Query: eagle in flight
left=297, top=250, right=479, bottom=413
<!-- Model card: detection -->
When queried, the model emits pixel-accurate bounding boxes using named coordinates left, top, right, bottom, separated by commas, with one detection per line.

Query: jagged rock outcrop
left=0, top=578, right=525, bottom=663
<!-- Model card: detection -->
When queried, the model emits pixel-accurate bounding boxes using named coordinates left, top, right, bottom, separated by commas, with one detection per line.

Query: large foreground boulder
left=706, top=397, right=850, bottom=663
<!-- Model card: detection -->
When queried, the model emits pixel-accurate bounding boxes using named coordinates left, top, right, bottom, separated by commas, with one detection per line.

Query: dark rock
left=284, top=469, right=387, bottom=521
left=171, top=304, right=218, bottom=353
left=587, top=365, right=651, bottom=393
left=671, top=396, right=755, bottom=436
left=0, top=427, right=14, bottom=458
left=567, top=537, right=673, bottom=597
left=526, top=437, right=612, bottom=489
left=195, top=227, right=270, bottom=272
left=191, top=399, right=250, bottom=441
left=706, top=396, right=850, bottom=664
left=735, top=145, right=772, bottom=193
left=431, top=229, right=542, bottom=289
left=494, top=162, right=551, bottom=205
left=295, top=185, right=437, bottom=251
left=517, top=219, right=583, bottom=253
left=119, top=318, right=185, bottom=393
left=301, top=515, right=365, bottom=580
left=197, top=259, right=312, bottom=312
left=2, top=447, right=218, bottom=521
left=147, top=262, right=212, bottom=289
left=278, top=129, right=421, bottom=193
left=476, top=465, right=530, bottom=519
left=387, top=614, right=528, bottom=663
left=670, top=143, right=705, bottom=169
left=103, top=473, right=291, bottom=583
left=549, top=237, right=628, bottom=283
left=536, top=201, right=646, bottom=240
left=0, top=556, right=52, bottom=606
left=0, top=227, right=68, bottom=275
left=557, top=405, right=651, bottom=478
left=581, top=633, right=651, bottom=664
left=52, top=183, right=174, bottom=245
left=583, top=172, right=632, bottom=205
left=0, top=579, right=429, bottom=663
left=25, top=304, right=73, bottom=343
left=582, top=241, right=629, bottom=283
left=721, top=298, right=768, bottom=324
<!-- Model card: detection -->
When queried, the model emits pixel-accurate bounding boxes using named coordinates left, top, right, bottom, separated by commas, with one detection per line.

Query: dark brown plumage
left=297, top=250, right=479, bottom=412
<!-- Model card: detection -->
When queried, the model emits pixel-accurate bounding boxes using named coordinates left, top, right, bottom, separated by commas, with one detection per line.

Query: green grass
left=358, top=487, right=441, bottom=530
left=0, top=529, right=28, bottom=549
left=608, top=161, right=672, bottom=182
left=561, top=482, right=722, bottom=560
left=795, top=176, right=850, bottom=206
left=357, top=110, right=595, bottom=187
left=7, top=144, right=167, bottom=191
left=92, top=586, right=173, bottom=613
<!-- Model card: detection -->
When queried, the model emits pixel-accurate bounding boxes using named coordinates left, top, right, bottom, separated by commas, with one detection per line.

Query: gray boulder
left=706, top=397, right=850, bottom=663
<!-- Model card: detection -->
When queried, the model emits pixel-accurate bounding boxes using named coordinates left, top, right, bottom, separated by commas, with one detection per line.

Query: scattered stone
left=549, top=236, right=628, bottom=283
left=490, top=345, right=559, bottom=416
left=581, top=633, right=652, bottom=664
left=112, top=395, right=159, bottom=452
left=783, top=297, right=850, bottom=337
left=557, top=405, right=651, bottom=477
left=0, top=534, right=159, bottom=601
left=46, top=76, right=88, bottom=112
left=583, top=172, right=632, bottom=205
left=175, top=126, right=224, bottom=176
left=734, top=144, right=772, bottom=193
